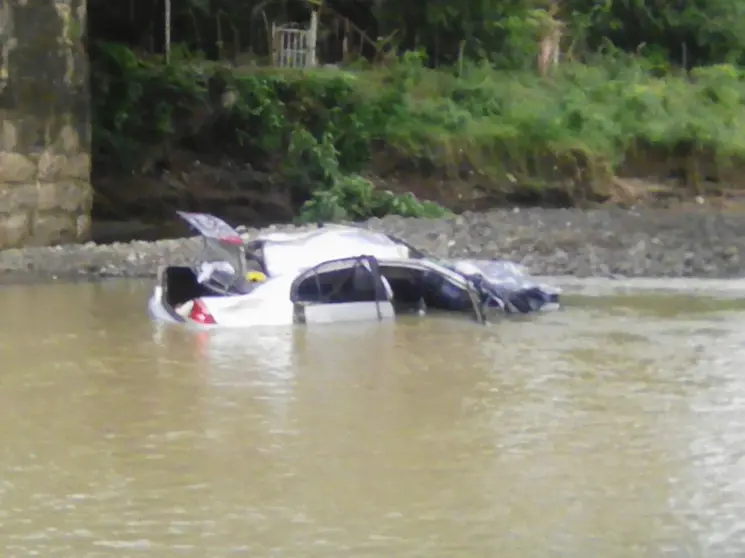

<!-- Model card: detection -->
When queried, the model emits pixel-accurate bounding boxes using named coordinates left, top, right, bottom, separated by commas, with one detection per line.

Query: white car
left=147, top=212, right=560, bottom=328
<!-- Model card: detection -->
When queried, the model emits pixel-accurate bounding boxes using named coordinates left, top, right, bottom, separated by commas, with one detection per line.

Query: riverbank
left=89, top=48, right=745, bottom=230
left=2, top=207, right=745, bottom=283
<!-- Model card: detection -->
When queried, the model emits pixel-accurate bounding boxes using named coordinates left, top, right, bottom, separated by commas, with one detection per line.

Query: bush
left=90, top=43, right=451, bottom=222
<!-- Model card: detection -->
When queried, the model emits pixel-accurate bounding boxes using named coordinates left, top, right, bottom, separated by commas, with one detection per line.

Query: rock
left=36, top=181, right=88, bottom=213
left=26, top=214, right=77, bottom=246
left=0, top=153, right=37, bottom=183
left=0, top=183, right=39, bottom=213
left=0, top=213, right=31, bottom=249
left=3, top=208, right=745, bottom=281
left=37, top=150, right=68, bottom=182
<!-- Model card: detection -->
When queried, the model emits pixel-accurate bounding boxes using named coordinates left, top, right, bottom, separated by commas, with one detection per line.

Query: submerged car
left=147, top=211, right=560, bottom=328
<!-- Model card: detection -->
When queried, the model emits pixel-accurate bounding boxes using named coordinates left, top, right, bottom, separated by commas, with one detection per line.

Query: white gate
left=271, top=11, right=318, bottom=68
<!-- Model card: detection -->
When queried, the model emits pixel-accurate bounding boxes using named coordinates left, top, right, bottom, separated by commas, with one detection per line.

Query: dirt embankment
left=90, top=145, right=745, bottom=245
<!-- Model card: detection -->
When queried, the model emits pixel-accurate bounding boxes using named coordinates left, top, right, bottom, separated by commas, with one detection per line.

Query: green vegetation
left=89, top=0, right=745, bottom=221
left=92, top=45, right=453, bottom=222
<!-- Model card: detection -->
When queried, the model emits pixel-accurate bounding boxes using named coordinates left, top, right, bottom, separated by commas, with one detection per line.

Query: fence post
left=270, top=22, right=275, bottom=66
left=164, top=0, right=171, bottom=63
left=307, top=10, right=318, bottom=67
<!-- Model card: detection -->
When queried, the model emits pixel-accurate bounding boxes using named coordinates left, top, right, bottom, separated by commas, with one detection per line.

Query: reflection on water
left=1, top=280, right=745, bottom=556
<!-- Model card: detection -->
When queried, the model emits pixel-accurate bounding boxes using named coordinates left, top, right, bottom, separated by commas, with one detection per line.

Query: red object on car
left=188, top=299, right=216, bottom=325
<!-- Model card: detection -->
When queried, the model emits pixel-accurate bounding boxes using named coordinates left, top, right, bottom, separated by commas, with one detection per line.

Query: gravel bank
left=2, top=208, right=745, bottom=282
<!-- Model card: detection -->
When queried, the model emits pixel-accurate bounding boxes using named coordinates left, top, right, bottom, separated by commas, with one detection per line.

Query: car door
left=289, top=256, right=394, bottom=324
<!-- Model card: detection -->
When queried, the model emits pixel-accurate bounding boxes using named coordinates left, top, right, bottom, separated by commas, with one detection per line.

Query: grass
left=321, top=57, right=745, bottom=199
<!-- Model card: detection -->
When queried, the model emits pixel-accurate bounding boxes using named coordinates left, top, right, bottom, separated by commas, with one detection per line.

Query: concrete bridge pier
left=0, top=0, right=92, bottom=249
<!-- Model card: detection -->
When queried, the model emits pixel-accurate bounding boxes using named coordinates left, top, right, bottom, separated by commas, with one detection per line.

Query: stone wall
left=0, top=0, right=91, bottom=249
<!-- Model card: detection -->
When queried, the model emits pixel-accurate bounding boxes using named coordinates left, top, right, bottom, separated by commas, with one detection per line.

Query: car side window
left=291, top=257, right=388, bottom=304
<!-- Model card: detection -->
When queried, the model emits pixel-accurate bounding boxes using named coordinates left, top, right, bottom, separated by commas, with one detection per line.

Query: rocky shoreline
left=2, top=208, right=745, bottom=283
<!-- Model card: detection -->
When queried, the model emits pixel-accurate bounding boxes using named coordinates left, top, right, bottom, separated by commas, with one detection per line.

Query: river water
left=2, top=280, right=745, bottom=557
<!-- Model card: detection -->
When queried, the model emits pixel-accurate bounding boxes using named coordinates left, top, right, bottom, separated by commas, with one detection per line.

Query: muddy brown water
left=2, top=280, right=745, bottom=556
